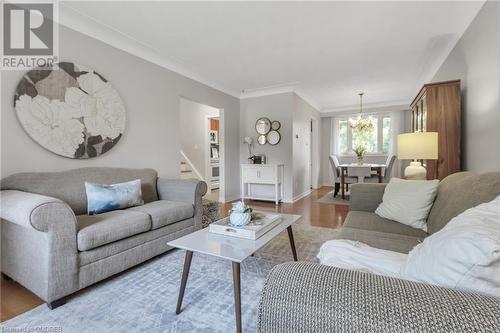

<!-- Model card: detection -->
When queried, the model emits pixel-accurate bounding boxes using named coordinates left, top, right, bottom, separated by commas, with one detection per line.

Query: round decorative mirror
left=257, top=134, right=267, bottom=145
left=271, top=120, right=281, bottom=130
left=267, top=130, right=281, bottom=145
left=255, top=117, right=271, bottom=135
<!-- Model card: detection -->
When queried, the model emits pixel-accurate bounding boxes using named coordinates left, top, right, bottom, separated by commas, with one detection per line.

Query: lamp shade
left=397, top=132, right=438, bottom=160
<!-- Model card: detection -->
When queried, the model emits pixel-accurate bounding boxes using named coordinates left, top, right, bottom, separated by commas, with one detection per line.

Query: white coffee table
left=168, top=213, right=301, bottom=333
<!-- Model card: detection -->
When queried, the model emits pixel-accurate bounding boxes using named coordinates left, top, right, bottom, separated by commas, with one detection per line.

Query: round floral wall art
left=14, top=62, right=126, bottom=159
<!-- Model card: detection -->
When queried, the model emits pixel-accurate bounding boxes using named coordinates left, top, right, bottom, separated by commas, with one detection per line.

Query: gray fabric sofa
left=257, top=172, right=500, bottom=332
left=0, top=167, right=207, bottom=309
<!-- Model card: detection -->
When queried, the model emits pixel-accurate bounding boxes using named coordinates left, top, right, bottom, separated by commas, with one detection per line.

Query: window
left=382, top=117, right=391, bottom=154
left=337, top=115, right=391, bottom=154
left=338, top=120, right=348, bottom=154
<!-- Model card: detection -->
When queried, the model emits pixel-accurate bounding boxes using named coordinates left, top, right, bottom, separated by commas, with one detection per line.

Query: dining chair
left=365, top=155, right=396, bottom=183
left=384, top=155, right=397, bottom=180
left=329, top=155, right=358, bottom=197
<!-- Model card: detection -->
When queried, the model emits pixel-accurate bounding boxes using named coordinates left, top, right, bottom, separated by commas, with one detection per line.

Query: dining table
left=339, top=163, right=386, bottom=199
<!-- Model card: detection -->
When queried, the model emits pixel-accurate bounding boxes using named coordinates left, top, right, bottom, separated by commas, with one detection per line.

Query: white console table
left=241, top=164, right=284, bottom=205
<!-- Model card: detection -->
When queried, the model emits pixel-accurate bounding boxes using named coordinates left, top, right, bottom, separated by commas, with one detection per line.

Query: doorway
left=205, top=116, right=221, bottom=201
left=179, top=97, right=224, bottom=202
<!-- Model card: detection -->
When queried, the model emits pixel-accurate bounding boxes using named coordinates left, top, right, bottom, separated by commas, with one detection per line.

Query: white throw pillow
left=402, top=195, right=500, bottom=297
left=375, top=178, right=439, bottom=232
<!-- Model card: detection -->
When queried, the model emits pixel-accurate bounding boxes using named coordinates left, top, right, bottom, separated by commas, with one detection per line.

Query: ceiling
left=60, top=1, right=484, bottom=112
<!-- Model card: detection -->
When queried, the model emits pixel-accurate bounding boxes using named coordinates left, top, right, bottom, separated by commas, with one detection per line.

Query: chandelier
left=349, top=92, right=374, bottom=132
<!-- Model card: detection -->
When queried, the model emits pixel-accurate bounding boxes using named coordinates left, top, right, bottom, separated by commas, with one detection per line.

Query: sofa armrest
left=1, top=190, right=78, bottom=303
left=1, top=190, right=77, bottom=232
left=257, top=262, right=500, bottom=333
left=156, top=179, right=207, bottom=204
left=349, top=183, right=386, bottom=212
left=157, top=179, right=207, bottom=228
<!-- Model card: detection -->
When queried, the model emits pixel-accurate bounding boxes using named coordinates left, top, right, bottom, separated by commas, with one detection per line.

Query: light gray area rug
left=3, top=221, right=339, bottom=333
left=317, top=191, right=351, bottom=205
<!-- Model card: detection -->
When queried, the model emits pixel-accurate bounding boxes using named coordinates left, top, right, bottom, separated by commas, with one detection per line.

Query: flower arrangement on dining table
left=353, top=144, right=367, bottom=165
left=351, top=119, right=373, bottom=165
left=349, top=117, right=375, bottom=165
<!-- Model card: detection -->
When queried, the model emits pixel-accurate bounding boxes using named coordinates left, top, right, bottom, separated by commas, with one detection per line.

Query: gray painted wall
left=240, top=93, right=294, bottom=201
left=179, top=98, right=219, bottom=181
left=293, top=94, right=321, bottom=198
left=432, top=1, right=500, bottom=172
left=0, top=25, right=241, bottom=201
left=239, top=92, right=321, bottom=201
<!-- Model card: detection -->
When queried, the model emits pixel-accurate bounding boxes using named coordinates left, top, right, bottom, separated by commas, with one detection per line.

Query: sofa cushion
left=79, top=218, right=195, bottom=267
left=374, top=178, right=439, bottom=232
left=344, top=211, right=428, bottom=238
left=129, top=200, right=194, bottom=230
left=1, top=167, right=159, bottom=215
left=77, top=210, right=151, bottom=251
left=427, top=172, right=500, bottom=234
left=337, top=227, right=423, bottom=253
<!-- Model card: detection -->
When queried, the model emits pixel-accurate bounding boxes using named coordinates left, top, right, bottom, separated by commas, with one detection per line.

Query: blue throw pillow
left=85, top=179, right=144, bottom=215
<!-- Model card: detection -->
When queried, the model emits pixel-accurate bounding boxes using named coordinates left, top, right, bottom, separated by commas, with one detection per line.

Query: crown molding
left=321, top=101, right=409, bottom=117
left=322, top=99, right=409, bottom=113
left=239, top=82, right=298, bottom=99
left=58, top=3, right=241, bottom=98
left=239, top=83, right=323, bottom=111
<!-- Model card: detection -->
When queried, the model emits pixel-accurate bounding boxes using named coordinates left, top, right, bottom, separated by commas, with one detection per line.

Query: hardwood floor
left=0, top=186, right=346, bottom=322
left=220, top=186, right=348, bottom=229
left=0, top=275, right=44, bottom=322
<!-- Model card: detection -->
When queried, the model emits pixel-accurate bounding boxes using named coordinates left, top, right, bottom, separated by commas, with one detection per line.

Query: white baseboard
left=231, top=190, right=311, bottom=204
left=281, top=189, right=312, bottom=203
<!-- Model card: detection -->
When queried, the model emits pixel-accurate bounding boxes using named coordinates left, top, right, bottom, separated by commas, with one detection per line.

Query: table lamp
left=397, top=132, right=438, bottom=180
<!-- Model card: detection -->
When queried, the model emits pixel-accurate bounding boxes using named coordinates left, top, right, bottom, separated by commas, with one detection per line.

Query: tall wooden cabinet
left=410, top=80, right=461, bottom=180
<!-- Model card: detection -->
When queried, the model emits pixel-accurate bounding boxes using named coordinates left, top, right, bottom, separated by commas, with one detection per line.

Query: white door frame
left=310, top=117, right=320, bottom=189
left=204, top=115, right=212, bottom=193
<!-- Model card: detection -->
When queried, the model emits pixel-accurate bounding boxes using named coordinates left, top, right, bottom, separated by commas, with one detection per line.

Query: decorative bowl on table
left=229, top=202, right=253, bottom=227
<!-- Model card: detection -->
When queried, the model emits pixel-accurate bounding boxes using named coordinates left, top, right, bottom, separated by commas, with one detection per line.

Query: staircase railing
left=180, top=150, right=204, bottom=181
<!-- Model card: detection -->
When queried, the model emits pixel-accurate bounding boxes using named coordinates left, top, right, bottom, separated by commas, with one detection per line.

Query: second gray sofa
left=257, top=172, right=500, bottom=332
left=0, top=167, right=207, bottom=309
